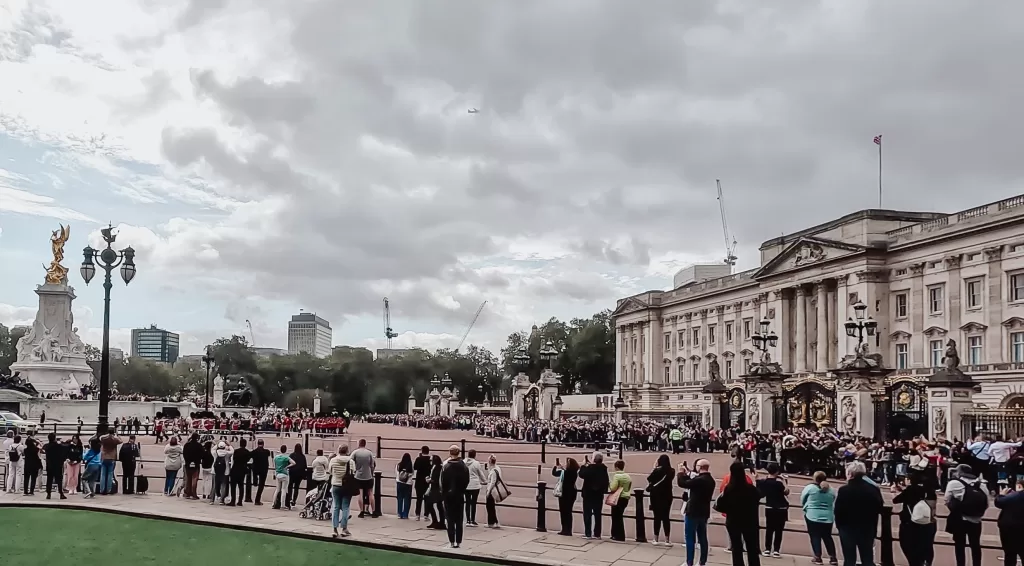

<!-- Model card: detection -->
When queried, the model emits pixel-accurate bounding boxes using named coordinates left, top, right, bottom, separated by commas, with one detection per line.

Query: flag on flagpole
left=874, top=135, right=883, bottom=206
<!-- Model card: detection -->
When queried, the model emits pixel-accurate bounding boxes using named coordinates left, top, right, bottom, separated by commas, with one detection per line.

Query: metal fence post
left=535, top=481, right=548, bottom=532
left=632, top=488, right=647, bottom=543
left=460, top=438, right=466, bottom=458
left=618, top=441, right=624, bottom=460
left=880, top=505, right=894, bottom=566
left=373, top=471, right=383, bottom=518
left=541, top=440, right=547, bottom=464
left=303, top=433, right=310, bottom=454
left=376, top=436, right=382, bottom=459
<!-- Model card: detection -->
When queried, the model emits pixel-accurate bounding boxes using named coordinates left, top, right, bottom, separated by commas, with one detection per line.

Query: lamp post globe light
left=539, top=339, right=558, bottom=369
left=844, top=301, right=878, bottom=349
left=202, top=346, right=216, bottom=410
left=80, top=224, right=137, bottom=436
left=750, top=317, right=779, bottom=356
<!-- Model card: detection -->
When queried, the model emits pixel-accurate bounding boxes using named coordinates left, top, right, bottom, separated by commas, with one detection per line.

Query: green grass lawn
left=0, top=508, right=485, bottom=566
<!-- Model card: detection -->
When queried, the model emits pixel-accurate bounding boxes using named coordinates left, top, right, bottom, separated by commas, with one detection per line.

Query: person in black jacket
left=893, top=470, right=937, bottom=566
left=647, top=454, right=675, bottom=545
left=182, top=433, right=203, bottom=500
left=716, top=461, right=761, bottom=566
left=995, top=480, right=1024, bottom=566
left=578, top=452, right=609, bottom=540
left=413, top=446, right=432, bottom=521
left=118, top=435, right=141, bottom=495
left=834, top=461, right=883, bottom=566
left=441, top=446, right=470, bottom=548
left=249, top=439, right=271, bottom=505
left=553, top=457, right=580, bottom=536
left=287, top=443, right=306, bottom=508
left=756, top=463, right=790, bottom=558
left=426, top=454, right=446, bottom=529
left=679, top=459, right=716, bottom=566
left=42, top=433, right=67, bottom=500
left=230, top=438, right=250, bottom=506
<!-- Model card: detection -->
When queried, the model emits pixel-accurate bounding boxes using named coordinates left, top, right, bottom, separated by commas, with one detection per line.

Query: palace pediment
left=754, top=236, right=867, bottom=279
left=612, top=296, right=650, bottom=317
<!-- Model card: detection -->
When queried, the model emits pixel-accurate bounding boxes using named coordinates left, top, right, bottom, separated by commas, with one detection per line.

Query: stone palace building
left=612, top=194, right=1024, bottom=439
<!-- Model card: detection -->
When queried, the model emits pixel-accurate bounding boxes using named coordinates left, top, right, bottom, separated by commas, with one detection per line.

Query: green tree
left=0, top=324, right=28, bottom=376
left=110, top=358, right=178, bottom=397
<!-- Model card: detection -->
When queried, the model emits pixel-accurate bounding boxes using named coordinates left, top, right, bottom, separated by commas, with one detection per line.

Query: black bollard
left=303, top=433, right=310, bottom=455
left=376, top=435, right=382, bottom=459
left=632, top=488, right=647, bottom=543
left=460, top=438, right=466, bottom=458
left=541, top=440, right=547, bottom=464
left=372, top=471, right=383, bottom=517
left=536, top=481, right=547, bottom=532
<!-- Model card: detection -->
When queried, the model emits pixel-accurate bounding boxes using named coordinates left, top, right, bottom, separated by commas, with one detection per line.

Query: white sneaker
left=762, top=551, right=771, bottom=557
left=772, top=552, right=781, bottom=558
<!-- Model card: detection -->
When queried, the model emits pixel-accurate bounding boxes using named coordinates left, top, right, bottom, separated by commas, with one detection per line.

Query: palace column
left=616, top=325, right=625, bottom=387
left=795, top=285, right=809, bottom=373
left=815, top=281, right=829, bottom=372
left=834, top=275, right=850, bottom=361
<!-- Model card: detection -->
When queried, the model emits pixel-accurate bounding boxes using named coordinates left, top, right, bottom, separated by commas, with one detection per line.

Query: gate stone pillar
left=701, top=376, right=728, bottom=429
left=926, top=340, right=974, bottom=441
left=833, top=347, right=893, bottom=440
left=742, top=358, right=786, bottom=433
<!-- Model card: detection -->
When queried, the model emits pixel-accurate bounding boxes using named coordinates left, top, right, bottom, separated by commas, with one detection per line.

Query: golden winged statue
left=43, top=224, right=71, bottom=284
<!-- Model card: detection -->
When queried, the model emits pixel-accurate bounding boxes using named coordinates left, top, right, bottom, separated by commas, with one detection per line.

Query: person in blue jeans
left=81, top=438, right=103, bottom=499
left=98, top=431, right=122, bottom=495
left=328, top=445, right=353, bottom=538
left=678, top=459, right=716, bottom=566
left=395, top=453, right=414, bottom=519
left=800, top=471, right=838, bottom=565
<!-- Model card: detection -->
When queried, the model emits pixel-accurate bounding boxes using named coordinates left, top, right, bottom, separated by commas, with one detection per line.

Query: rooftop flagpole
left=874, top=134, right=883, bottom=207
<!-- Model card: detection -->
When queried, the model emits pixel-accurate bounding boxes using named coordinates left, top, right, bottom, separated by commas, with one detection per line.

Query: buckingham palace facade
left=612, top=194, right=1024, bottom=435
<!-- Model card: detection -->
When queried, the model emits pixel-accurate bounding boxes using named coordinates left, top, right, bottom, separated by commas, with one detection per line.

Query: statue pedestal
left=10, top=282, right=93, bottom=396
left=213, top=381, right=224, bottom=408
left=927, top=367, right=974, bottom=441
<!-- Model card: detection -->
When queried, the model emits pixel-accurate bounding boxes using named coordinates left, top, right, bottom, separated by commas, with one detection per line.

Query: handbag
left=605, top=487, right=623, bottom=507
left=340, top=460, right=359, bottom=497
left=491, top=471, right=512, bottom=502
left=553, top=470, right=564, bottom=498
left=911, top=500, right=932, bottom=525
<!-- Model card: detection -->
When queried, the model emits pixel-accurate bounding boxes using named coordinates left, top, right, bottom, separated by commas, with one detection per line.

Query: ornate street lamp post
left=750, top=317, right=779, bottom=360
left=844, top=301, right=878, bottom=350
left=80, top=225, right=136, bottom=436
left=202, top=346, right=215, bottom=410
left=539, top=339, right=558, bottom=369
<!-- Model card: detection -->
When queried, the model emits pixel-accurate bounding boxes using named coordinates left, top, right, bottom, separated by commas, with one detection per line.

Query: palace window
left=966, top=278, right=984, bottom=309
left=725, top=359, right=733, bottom=380
left=678, top=331, right=686, bottom=349
left=930, top=340, right=944, bottom=368
left=708, top=325, right=717, bottom=346
left=895, top=293, right=908, bottom=319
left=664, top=333, right=671, bottom=352
left=928, top=285, right=944, bottom=314
left=895, top=343, right=909, bottom=369
left=1013, top=332, right=1024, bottom=363
left=968, top=335, right=983, bottom=365
left=1010, top=273, right=1024, bottom=302
left=743, top=318, right=752, bottom=340
left=664, top=367, right=670, bottom=382
left=725, top=322, right=734, bottom=343
left=692, top=360, right=700, bottom=381
left=692, top=328, right=700, bottom=348
left=678, top=365, right=685, bottom=383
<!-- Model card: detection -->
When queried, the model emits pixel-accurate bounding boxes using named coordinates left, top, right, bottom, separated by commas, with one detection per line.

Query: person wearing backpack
left=893, top=470, right=937, bottom=566
left=944, top=464, right=988, bottom=566
left=4, top=432, right=22, bottom=494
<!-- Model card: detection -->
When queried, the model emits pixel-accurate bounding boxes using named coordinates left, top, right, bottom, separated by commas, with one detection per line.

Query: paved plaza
left=1, top=422, right=1006, bottom=566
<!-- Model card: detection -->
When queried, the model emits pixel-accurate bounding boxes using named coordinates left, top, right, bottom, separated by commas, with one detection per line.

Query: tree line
left=0, top=310, right=615, bottom=414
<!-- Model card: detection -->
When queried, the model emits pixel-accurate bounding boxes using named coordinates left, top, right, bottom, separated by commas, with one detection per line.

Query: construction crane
left=717, top=179, right=738, bottom=269
left=245, top=319, right=256, bottom=347
left=456, top=301, right=487, bottom=352
left=383, top=297, right=399, bottom=349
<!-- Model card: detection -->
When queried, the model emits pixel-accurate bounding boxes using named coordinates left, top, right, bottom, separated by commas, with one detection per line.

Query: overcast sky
left=2, top=1, right=1023, bottom=356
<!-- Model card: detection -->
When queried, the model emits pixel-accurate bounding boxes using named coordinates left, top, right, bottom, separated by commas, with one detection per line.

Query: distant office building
left=131, top=324, right=180, bottom=364
left=254, top=347, right=288, bottom=358
left=376, top=348, right=413, bottom=360
left=287, top=313, right=332, bottom=358
left=109, top=347, right=124, bottom=361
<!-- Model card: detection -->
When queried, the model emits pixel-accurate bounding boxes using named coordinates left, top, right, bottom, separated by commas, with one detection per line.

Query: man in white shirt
left=990, top=438, right=1022, bottom=485
left=4, top=432, right=23, bottom=494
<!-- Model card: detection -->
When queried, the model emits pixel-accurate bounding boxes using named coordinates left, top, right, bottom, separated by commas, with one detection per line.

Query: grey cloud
left=152, top=0, right=1024, bottom=326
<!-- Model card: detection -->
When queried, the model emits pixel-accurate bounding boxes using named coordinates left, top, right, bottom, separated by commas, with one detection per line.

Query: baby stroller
left=298, top=482, right=331, bottom=521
